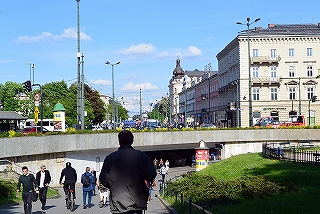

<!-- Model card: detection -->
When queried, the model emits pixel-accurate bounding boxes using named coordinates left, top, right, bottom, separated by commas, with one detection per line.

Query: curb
left=156, top=195, right=179, bottom=214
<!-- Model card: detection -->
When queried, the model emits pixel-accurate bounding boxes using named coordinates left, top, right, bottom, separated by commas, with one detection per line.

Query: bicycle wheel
left=69, top=191, right=74, bottom=211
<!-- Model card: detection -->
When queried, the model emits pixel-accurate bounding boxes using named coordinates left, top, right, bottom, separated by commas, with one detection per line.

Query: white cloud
left=120, top=82, right=159, bottom=92
left=119, top=44, right=156, bottom=56
left=155, top=51, right=170, bottom=59
left=0, top=59, right=12, bottom=63
left=90, top=79, right=111, bottom=86
left=177, top=46, right=202, bottom=59
left=14, top=27, right=92, bottom=43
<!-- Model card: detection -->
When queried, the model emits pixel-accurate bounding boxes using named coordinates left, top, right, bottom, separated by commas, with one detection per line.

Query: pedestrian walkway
left=0, top=166, right=193, bottom=214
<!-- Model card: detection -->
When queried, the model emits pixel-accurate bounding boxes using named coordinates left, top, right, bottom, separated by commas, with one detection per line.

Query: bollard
left=175, top=191, right=178, bottom=202
left=189, top=197, right=192, bottom=214
left=202, top=202, right=205, bottom=214
left=180, top=193, right=183, bottom=211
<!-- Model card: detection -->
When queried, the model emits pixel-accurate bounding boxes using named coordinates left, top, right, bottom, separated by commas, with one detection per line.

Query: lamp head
left=247, top=17, right=250, bottom=22
left=254, top=18, right=260, bottom=23
left=116, top=61, right=120, bottom=65
left=105, top=61, right=110, bottom=65
left=236, top=22, right=242, bottom=25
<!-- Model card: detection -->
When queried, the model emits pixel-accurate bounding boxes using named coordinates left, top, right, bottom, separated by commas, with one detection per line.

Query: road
left=0, top=166, right=193, bottom=214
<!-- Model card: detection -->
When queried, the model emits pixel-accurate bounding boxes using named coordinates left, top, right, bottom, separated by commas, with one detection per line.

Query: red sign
left=195, top=149, right=209, bottom=160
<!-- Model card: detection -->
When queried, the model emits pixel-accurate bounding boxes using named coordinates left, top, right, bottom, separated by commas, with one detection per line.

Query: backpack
left=82, top=174, right=91, bottom=188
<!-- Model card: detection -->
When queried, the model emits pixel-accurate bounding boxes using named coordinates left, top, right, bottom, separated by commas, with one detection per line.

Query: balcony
left=251, top=76, right=282, bottom=84
left=251, top=55, right=281, bottom=64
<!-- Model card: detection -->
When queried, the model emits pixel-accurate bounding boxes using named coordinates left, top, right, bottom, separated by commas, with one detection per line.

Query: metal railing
left=262, top=143, right=320, bottom=165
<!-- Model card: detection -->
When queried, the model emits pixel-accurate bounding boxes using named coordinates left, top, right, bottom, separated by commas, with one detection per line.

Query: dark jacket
left=81, top=171, right=95, bottom=191
left=17, top=173, right=38, bottom=193
left=36, top=170, right=51, bottom=187
left=99, top=144, right=156, bottom=213
left=59, top=165, right=77, bottom=184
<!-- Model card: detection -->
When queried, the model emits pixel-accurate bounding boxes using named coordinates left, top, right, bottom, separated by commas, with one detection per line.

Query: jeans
left=22, top=191, right=32, bottom=214
left=83, top=189, right=93, bottom=206
left=39, top=186, right=48, bottom=210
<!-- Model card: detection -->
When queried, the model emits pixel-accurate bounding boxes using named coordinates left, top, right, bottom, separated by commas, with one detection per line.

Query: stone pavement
left=0, top=166, right=193, bottom=214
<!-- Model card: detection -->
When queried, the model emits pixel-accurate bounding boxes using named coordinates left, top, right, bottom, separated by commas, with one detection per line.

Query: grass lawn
left=165, top=153, right=320, bottom=214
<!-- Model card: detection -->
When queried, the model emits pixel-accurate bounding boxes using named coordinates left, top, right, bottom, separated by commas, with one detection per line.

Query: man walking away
left=16, top=166, right=39, bottom=214
left=81, top=167, right=95, bottom=209
left=99, top=130, right=157, bottom=214
left=36, top=164, right=51, bottom=213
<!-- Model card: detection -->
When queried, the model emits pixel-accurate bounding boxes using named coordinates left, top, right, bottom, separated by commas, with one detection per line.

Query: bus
left=24, top=119, right=54, bottom=131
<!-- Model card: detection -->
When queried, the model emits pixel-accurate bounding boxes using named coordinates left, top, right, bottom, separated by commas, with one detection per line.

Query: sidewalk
left=0, top=166, right=193, bottom=214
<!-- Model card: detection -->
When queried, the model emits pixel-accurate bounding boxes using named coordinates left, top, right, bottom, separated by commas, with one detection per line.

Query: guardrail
left=262, top=143, right=320, bottom=165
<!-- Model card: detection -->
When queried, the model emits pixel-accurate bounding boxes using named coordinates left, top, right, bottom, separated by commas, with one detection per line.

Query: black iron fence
left=262, top=143, right=320, bottom=165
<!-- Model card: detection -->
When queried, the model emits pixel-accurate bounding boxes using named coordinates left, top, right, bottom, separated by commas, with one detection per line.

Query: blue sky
left=1, top=0, right=319, bottom=116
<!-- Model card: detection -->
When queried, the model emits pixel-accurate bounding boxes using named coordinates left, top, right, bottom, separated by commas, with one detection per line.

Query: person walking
left=36, top=164, right=51, bottom=213
left=99, top=130, right=157, bottom=214
left=160, top=164, right=167, bottom=184
left=16, top=166, right=39, bottom=214
left=153, top=158, right=158, bottom=172
left=59, top=162, right=77, bottom=203
left=81, top=167, right=95, bottom=209
left=97, top=180, right=109, bottom=208
left=165, top=160, right=170, bottom=174
left=91, top=168, right=97, bottom=195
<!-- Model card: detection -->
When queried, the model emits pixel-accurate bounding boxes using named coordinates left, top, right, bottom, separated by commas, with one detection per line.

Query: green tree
left=0, top=81, right=33, bottom=117
left=84, top=84, right=106, bottom=125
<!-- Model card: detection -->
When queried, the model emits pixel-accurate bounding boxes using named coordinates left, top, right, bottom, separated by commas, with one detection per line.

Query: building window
left=270, top=49, right=277, bottom=59
left=252, top=49, right=258, bottom=57
left=252, top=66, right=259, bottom=78
left=307, top=87, right=314, bottom=100
left=307, top=65, right=313, bottom=77
left=288, top=48, right=295, bottom=57
left=307, top=48, right=313, bottom=57
left=270, top=66, right=277, bottom=80
left=253, top=88, right=260, bottom=101
left=289, top=66, right=295, bottom=77
left=270, top=88, right=278, bottom=100
left=289, top=87, right=296, bottom=100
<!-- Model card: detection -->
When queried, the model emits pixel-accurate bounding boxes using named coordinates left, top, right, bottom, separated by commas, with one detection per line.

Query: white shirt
left=39, top=171, right=45, bottom=188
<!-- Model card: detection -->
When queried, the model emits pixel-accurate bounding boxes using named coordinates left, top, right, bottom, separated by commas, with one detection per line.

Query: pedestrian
left=160, top=164, right=167, bottom=183
left=99, top=130, right=157, bottom=214
left=159, top=158, right=164, bottom=167
left=81, top=166, right=95, bottom=209
left=153, top=158, right=158, bottom=172
left=147, top=180, right=156, bottom=203
left=97, top=180, right=109, bottom=208
left=165, top=160, right=170, bottom=174
left=59, top=162, right=77, bottom=204
left=36, top=164, right=51, bottom=213
left=16, top=166, right=39, bottom=214
left=91, top=168, right=97, bottom=195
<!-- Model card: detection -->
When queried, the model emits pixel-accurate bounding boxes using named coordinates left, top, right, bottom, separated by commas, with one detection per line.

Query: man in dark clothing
left=59, top=162, right=77, bottom=201
left=36, top=164, right=51, bottom=213
left=16, top=166, right=38, bottom=214
left=99, top=130, right=157, bottom=214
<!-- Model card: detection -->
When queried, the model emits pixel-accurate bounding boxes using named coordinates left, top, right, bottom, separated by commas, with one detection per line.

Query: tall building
left=168, top=58, right=210, bottom=125
left=217, top=23, right=320, bottom=127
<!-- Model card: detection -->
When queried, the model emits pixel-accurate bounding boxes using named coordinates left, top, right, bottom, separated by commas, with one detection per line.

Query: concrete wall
left=1, top=129, right=319, bottom=186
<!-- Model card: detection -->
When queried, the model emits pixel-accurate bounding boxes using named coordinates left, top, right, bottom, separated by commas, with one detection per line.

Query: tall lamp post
left=76, top=0, right=82, bottom=129
left=237, top=17, right=260, bottom=127
left=105, top=61, right=120, bottom=129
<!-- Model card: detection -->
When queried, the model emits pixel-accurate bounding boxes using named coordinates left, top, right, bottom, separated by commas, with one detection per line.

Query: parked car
left=199, top=123, right=216, bottom=128
left=21, top=126, right=50, bottom=134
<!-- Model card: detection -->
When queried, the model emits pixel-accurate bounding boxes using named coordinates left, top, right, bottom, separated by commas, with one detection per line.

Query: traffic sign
left=34, top=106, right=39, bottom=123
left=34, top=93, right=40, bottom=101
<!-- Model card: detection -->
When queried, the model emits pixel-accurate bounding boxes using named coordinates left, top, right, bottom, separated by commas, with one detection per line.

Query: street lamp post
left=76, top=0, right=82, bottom=129
left=105, top=61, right=120, bottom=129
left=237, top=17, right=260, bottom=127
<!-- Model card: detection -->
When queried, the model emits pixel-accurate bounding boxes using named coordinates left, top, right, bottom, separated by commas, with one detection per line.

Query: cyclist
left=59, top=162, right=77, bottom=201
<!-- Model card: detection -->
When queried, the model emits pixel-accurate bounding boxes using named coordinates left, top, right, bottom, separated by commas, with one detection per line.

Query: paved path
left=0, top=166, right=194, bottom=214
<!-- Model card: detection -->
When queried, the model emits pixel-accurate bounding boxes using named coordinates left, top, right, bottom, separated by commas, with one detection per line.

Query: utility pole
left=76, top=0, right=82, bottom=129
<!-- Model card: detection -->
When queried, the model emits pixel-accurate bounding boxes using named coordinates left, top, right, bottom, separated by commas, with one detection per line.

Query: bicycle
left=62, top=183, right=75, bottom=211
